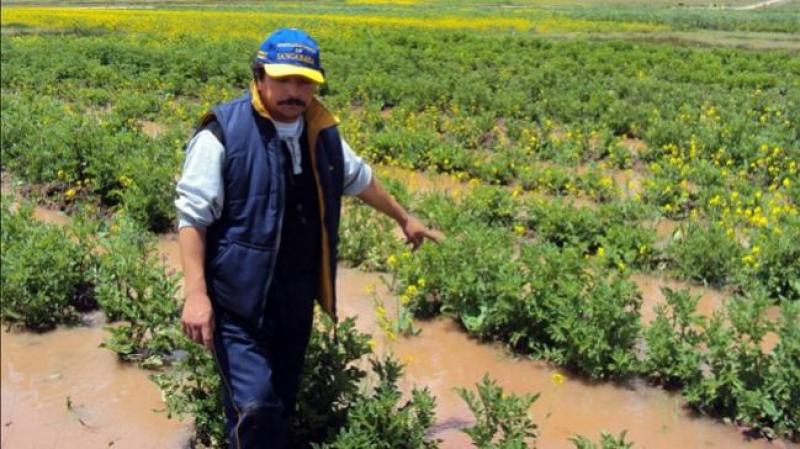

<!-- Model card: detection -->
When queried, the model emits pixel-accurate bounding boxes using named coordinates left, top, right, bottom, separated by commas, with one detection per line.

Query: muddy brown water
left=337, top=269, right=793, bottom=449
left=1, top=188, right=795, bottom=448
left=632, top=273, right=781, bottom=354
left=1, top=321, right=192, bottom=449
left=633, top=273, right=726, bottom=325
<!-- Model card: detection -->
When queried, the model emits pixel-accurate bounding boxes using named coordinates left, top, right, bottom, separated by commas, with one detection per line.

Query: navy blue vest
left=202, top=94, right=344, bottom=327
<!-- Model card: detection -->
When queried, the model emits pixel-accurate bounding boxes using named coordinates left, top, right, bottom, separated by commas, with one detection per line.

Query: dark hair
left=251, top=59, right=265, bottom=82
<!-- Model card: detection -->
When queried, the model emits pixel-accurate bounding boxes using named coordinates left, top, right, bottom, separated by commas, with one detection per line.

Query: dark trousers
left=213, top=277, right=316, bottom=449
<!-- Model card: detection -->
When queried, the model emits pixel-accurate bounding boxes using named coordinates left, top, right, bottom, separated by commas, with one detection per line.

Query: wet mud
left=632, top=273, right=781, bottom=353
left=1, top=183, right=795, bottom=448
left=336, top=268, right=795, bottom=449
left=1, top=320, right=191, bottom=449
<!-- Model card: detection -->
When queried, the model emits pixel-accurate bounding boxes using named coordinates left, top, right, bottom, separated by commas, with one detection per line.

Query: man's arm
left=175, top=128, right=225, bottom=351
left=356, top=176, right=443, bottom=250
left=179, top=226, right=215, bottom=350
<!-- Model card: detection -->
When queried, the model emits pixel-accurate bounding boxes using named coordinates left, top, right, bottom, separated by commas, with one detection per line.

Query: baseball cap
left=255, top=28, right=325, bottom=84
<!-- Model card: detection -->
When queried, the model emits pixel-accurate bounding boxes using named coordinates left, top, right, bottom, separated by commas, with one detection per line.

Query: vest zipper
left=259, top=141, right=286, bottom=326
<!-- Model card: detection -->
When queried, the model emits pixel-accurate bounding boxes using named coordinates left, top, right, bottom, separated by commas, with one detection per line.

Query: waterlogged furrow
left=339, top=182, right=799, bottom=440
left=336, top=268, right=789, bottom=449
left=1, top=4, right=798, bottom=445
left=1, top=325, right=191, bottom=449
left=3, top=172, right=799, bottom=446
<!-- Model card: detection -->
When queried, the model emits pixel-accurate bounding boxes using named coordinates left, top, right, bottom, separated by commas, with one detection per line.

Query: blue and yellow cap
left=255, top=28, right=325, bottom=84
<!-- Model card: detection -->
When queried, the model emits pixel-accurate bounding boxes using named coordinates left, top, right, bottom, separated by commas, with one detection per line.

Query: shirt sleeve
left=341, top=137, right=373, bottom=196
left=175, top=130, right=225, bottom=230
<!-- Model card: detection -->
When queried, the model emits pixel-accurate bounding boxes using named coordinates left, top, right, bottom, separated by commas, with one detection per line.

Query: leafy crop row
left=2, top=201, right=640, bottom=448
left=1, top=6, right=797, bottom=443
left=339, top=183, right=799, bottom=440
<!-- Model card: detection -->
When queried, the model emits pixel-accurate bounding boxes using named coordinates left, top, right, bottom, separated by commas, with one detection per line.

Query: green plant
left=315, top=357, right=438, bottom=449
left=151, top=339, right=225, bottom=448
left=525, top=199, right=604, bottom=250
left=759, top=301, right=800, bottom=440
left=0, top=200, right=94, bottom=330
left=461, top=185, right=517, bottom=227
left=94, top=213, right=182, bottom=365
left=339, top=199, right=405, bottom=271
left=640, top=287, right=704, bottom=388
left=740, top=219, right=800, bottom=301
left=456, top=374, right=539, bottom=449
left=599, top=223, right=656, bottom=271
left=541, top=260, right=642, bottom=379
left=111, top=133, right=183, bottom=232
left=667, top=223, right=743, bottom=287
left=570, top=430, right=634, bottom=449
left=372, top=285, right=420, bottom=341
left=290, top=315, right=373, bottom=447
left=682, top=290, right=797, bottom=440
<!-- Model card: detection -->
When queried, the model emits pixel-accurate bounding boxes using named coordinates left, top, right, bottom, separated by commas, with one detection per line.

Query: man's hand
left=357, top=177, right=444, bottom=250
left=181, top=291, right=215, bottom=351
left=401, top=215, right=444, bottom=250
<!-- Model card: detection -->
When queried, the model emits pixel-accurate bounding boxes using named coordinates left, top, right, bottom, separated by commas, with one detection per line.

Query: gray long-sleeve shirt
left=175, top=124, right=372, bottom=230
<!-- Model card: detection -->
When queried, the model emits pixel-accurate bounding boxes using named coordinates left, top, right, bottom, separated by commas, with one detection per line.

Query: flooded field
left=3, top=263, right=791, bottom=449
left=337, top=268, right=794, bottom=449
left=1, top=320, right=191, bottom=449
left=0, top=194, right=794, bottom=448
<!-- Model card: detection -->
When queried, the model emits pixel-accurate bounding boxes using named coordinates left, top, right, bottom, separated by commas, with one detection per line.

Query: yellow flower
left=596, top=247, right=605, bottom=257
left=417, top=278, right=426, bottom=288
left=405, top=284, right=418, bottom=297
left=57, top=169, right=66, bottom=180
left=118, top=175, right=133, bottom=188
left=513, top=224, right=526, bottom=236
left=783, top=178, right=791, bottom=188
left=64, top=188, right=77, bottom=200
left=386, top=255, right=397, bottom=268
left=551, top=372, right=565, bottom=385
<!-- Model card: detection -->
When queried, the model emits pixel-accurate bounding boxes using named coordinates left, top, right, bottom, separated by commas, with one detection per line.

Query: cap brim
left=264, top=64, right=325, bottom=84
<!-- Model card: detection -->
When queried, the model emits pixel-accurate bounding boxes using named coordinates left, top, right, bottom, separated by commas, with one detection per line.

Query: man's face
left=256, top=73, right=317, bottom=122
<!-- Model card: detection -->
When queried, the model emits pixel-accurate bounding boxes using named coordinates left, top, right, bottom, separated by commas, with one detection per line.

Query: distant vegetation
left=2, top=1, right=797, bottom=444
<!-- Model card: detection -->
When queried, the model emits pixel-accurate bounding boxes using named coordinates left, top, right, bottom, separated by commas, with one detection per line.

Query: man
left=175, top=28, right=440, bottom=448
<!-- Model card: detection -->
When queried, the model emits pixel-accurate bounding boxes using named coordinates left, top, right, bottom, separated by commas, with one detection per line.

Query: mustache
left=278, top=98, right=307, bottom=107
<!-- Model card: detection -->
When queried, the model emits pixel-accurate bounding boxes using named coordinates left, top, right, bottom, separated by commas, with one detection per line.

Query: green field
left=1, top=0, right=798, bottom=447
